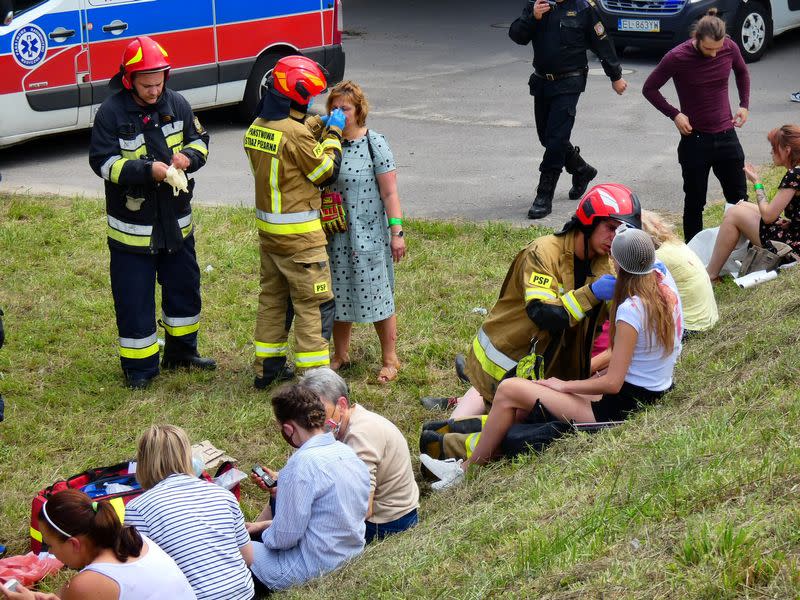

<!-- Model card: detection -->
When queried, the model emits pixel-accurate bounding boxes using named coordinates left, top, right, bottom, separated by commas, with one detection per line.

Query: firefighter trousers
left=110, top=236, right=202, bottom=380
left=254, top=244, right=335, bottom=377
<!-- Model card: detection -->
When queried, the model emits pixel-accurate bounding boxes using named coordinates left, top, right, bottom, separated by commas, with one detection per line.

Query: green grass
left=1, top=178, right=798, bottom=598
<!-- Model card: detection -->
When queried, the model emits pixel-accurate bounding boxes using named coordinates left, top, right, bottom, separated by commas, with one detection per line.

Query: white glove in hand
left=165, top=165, right=189, bottom=196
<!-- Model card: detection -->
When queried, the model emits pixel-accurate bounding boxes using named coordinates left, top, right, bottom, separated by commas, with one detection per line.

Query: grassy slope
left=1, top=184, right=798, bottom=599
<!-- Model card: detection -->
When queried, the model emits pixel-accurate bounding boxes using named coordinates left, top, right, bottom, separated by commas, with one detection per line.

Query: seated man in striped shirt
left=247, top=384, right=370, bottom=592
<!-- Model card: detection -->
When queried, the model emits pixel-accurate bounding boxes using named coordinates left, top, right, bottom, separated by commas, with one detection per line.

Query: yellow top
left=656, top=240, right=718, bottom=332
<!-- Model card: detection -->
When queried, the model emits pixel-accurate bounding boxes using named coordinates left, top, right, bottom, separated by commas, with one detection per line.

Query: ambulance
left=0, top=0, right=345, bottom=148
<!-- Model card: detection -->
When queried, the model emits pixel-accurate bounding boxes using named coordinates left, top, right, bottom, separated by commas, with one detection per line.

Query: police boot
left=564, top=146, right=597, bottom=200
left=254, top=358, right=296, bottom=390
left=528, top=170, right=560, bottom=219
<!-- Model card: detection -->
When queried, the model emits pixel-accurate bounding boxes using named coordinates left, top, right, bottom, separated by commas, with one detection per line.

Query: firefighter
left=89, top=36, right=215, bottom=389
left=420, top=184, right=642, bottom=460
left=244, top=56, right=345, bottom=389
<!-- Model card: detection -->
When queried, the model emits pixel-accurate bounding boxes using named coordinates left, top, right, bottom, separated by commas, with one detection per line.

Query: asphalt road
left=1, top=0, right=798, bottom=227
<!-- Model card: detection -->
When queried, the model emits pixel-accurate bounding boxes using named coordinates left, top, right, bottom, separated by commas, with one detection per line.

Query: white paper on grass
left=733, top=269, right=778, bottom=288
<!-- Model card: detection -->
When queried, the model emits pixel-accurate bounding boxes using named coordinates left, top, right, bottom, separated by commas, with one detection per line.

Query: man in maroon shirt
left=642, top=10, right=750, bottom=241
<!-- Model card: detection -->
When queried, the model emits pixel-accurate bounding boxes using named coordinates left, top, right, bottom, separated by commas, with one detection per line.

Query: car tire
left=732, top=0, right=771, bottom=63
left=239, top=51, right=283, bottom=121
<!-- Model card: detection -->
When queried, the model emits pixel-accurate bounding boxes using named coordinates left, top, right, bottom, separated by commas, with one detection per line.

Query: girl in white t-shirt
left=421, top=225, right=683, bottom=490
left=0, top=489, right=195, bottom=600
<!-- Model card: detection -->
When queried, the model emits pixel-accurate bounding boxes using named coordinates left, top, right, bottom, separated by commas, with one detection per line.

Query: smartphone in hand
left=251, top=465, right=277, bottom=489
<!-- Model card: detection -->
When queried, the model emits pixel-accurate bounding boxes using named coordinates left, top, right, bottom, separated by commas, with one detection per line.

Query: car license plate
left=618, top=18, right=660, bottom=32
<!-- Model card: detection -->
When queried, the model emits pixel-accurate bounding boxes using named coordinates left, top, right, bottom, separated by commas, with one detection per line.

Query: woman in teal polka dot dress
left=324, top=81, right=406, bottom=383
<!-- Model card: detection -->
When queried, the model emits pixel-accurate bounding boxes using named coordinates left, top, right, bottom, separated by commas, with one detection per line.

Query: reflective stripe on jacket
left=89, top=88, right=209, bottom=254
left=474, top=229, right=613, bottom=383
left=244, top=110, right=342, bottom=255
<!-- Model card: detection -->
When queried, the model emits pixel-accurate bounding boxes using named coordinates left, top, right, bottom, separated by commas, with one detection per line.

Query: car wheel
left=239, top=51, right=283, bottom=121
left=733, top=1, right=771, bottom=63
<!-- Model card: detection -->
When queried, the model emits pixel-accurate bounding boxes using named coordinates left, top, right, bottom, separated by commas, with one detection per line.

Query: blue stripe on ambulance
left=0, top=9, right=84, bottom=55
left=83, top=0, right=213, bottom=43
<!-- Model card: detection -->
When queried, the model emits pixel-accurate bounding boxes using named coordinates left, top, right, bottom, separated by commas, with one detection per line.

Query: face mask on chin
left=323, top=417, right=340, bottom=437
left=281, top=424, right=300, bottom=449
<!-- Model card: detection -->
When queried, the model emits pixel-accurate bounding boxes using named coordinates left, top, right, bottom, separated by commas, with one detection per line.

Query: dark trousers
left=677, top=129, right=747, bottom=242
left=534, top=92, right=580, bottom=172
left=365, top=508, right=419, bottom=544
left=110, top=235, right=201, bottom=379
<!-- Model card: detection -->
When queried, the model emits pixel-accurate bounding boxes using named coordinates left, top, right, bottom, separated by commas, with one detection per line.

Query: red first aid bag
left=30, top=460, right=241, bottom=553
left=0, top=552, right=63, bottom=587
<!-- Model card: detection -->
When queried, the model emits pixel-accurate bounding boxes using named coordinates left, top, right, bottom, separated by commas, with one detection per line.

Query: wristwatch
left=391, top=230, right=404, bottom=238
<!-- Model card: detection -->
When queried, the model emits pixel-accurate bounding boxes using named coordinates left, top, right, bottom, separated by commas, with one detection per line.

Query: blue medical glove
left=590, top=274, right=617, bottom=301
left=654, top=260, right=668, bottom=275
left=327, top=108, right=345, bottom=130
left=319, top=114, right=330, bottom=125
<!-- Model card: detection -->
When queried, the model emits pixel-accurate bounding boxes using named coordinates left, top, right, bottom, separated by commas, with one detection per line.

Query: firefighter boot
left=455, top=353, right=470, bottom=384
left=254, top=357, right=296, bottom=390
left=125, top=371, right=155, bottom=390
left=564, top=146, right=597, bottom=200
left=162, top=338, right=217, bottom=371
left=528, top=170, right=560, bottom=219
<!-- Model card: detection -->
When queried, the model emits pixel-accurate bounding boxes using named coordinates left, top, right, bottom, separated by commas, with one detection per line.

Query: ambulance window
left=13, top=0, right=47, bottom=16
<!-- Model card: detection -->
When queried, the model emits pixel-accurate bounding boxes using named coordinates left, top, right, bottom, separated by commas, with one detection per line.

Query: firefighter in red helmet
left=243, top=55, right=346, bottom=388
left=420, top=184, right=642, bottom=453
left=89, top=36, right=215, bottom=389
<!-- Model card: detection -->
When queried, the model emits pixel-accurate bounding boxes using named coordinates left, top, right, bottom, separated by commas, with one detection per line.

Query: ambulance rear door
left=0, top=0, right=86, bottom=145
left=83, top=0, right=217, bottom=112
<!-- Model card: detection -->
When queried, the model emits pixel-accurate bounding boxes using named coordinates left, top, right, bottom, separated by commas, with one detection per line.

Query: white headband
left=41, top=501, right=73, bottom=539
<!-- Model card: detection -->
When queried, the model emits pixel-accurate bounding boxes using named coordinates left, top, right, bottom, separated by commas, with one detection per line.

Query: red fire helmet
left=271, top=55, right=328, bottom=105
left=120, top=36, right=171, bottom=90
left=574, top=183, right=642, bottom=230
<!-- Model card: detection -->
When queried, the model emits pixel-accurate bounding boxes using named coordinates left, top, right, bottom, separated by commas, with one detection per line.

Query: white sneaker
left=419, top=454, right=465, bottom=490
left=791, top=92, right=800, bottom=103
left=431, top=470, right=465, bottom=490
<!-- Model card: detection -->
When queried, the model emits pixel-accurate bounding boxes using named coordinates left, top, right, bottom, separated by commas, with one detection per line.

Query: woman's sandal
left=330, top=356, right=352, bottom=371
left=376, top=363, right=400, bottom=384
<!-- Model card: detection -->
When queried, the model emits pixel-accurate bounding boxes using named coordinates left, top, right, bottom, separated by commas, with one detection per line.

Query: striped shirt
left=124, top=474, right=254, bottom=600
left=250, top=432, right=370, bottom=591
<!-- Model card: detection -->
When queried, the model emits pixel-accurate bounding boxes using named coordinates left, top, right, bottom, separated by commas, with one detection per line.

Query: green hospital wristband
left=753, top=183, right=764, bottom=190
left=388, top=217, right=403, bottom=226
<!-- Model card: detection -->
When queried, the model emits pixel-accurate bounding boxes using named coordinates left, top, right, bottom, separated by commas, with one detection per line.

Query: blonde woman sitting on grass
left=641, top=210, right=718, bottom=336
left=124, top=425, right=254, bottom=600
left=421, top=226, right=683, bottom=490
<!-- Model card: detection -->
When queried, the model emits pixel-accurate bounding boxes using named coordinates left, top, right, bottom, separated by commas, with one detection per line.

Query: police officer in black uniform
left=510, top=0, right=627, bottom=219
